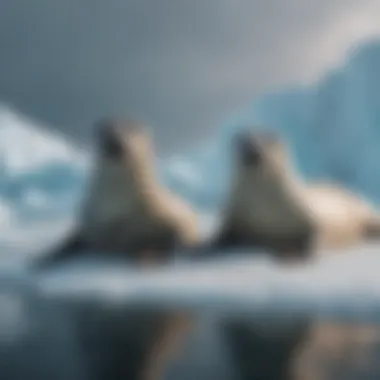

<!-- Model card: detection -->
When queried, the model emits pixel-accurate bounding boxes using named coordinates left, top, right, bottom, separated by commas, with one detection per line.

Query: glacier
left=165, top=40, right=380, bottom=211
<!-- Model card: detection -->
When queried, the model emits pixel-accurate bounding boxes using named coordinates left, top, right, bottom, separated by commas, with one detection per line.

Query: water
left=2, top=245, right=380, bottom=379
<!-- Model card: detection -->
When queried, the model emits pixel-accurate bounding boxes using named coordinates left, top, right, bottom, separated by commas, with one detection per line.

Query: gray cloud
left=0, top=0, right=379, bottom=153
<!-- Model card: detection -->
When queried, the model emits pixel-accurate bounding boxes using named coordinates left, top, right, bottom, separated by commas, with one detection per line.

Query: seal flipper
left=32, top=232, right=87, bottom=270
left=211, top=226, right=246, bottom=250
left=206, top=224, right=264, bottom=255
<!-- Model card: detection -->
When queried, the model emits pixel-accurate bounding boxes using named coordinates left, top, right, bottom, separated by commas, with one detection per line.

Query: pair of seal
left=215, top=130, right=380, bottom=259
left=33, top=118, right=200, bottom=380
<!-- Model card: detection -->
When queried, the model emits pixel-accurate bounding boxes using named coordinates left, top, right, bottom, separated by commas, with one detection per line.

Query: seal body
left=78, top=155, right=199, bottom=260
left=213, top=131, right=314, bottom=259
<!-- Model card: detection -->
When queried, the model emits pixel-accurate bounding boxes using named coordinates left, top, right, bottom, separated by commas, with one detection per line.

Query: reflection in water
left=2, top=248, right=380, bottom=380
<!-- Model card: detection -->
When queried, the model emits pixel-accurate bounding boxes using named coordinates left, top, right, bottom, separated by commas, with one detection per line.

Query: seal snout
left=96, top=119, right=125, bottom=158
left=234, top=131, right=262, bottom=166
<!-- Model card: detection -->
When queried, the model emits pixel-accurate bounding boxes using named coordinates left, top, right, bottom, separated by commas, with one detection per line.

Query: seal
left=32, top=118, right=200, bottom=380
left=213, top=130, right=380, bottom=259
left=34, top=118, right=200, bottom=267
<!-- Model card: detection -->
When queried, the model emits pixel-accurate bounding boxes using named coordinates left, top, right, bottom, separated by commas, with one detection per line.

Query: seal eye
left=234, top=131, right=262, bottom=166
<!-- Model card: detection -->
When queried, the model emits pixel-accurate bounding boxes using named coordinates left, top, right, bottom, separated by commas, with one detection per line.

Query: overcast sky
left=0, top=0, right=380, bottom=153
